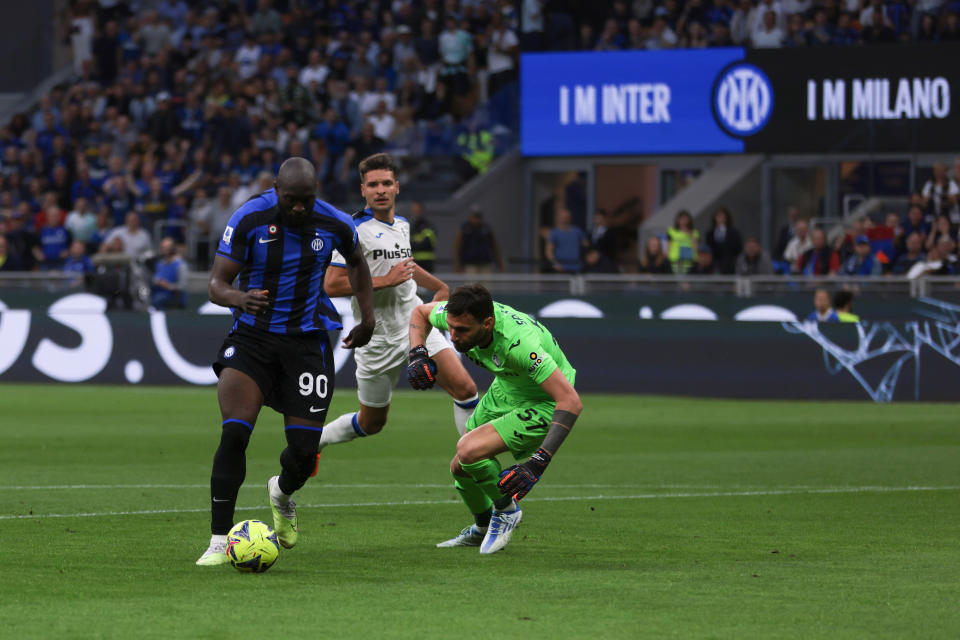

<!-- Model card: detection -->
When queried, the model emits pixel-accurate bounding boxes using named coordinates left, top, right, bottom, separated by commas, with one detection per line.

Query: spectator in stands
left=932, top=236, right=959, bottom=274
left=901, top=204, right=930, bottom=248
left=638, top=235, right=672, bottom=274
left=666, top=210, right=699, bottom=274
left=453, top=205, right=505, bottom=273
left=546, top=207, right=589, bottom=273
left=521, top=0, right=546, bottom=51
left=784, top=13, right=809, bottom=47
left=915, top=12, right=938, bottom=42
left=892, top=232, right=926, bottom=275
left=921, top=162, right=959, bottom=220
left=65, top=196, right=97, bottom=247
left=775, top=205, right=801, bottom=260
left=688, top=244, right=716, bottom=274
left=341, top=122, right=386, bottom=187
left=866, top=212, right=901, bottom=269
left=833, top=290, right=859, bottom=322
left=151, top=236, right=187, bottom=309
left=906, top=244, right=945, bottom=279
left=841, top=235, right=882, bottom=275
left=88, top=207, right=113, bottom=255
left=487, top=11, right=519, bottom=97
left=809, top=8, right=832, bottom=44
left=798, top=227, right=840, bottom=275
left=368, top=100, right=396, bottom=141
left=860, top=10, right=896, bottom=43
left=735, top=236, right=774, bottom=275
left=807, top=288, right=839, bottom=322
left=588, top=210, right=619, bottom=272
left=102, top=211, right=151, bottom=258
left=62, top=239, right=95, bottom=278
left=752, top=10, right=785, bottom=47
left=439, top=15, right=473, bottom=97
left=35, top=206, right=71, bottom=270
left=925, top=213, right=954, bottom=252
left=251, top=0, right=283, bottom=37
left=409, top=201, right=437, bottom=272
left=645, top=13, right=679, bottom=49
left=705, top=206, right=742, bottom=274
left=783, top=218, right=812, bottom=271
left=834, top=217, right=868, bottom=263
left=0, top=235, right=23, bottom=271
left=147, top=92, right=181, bottom=145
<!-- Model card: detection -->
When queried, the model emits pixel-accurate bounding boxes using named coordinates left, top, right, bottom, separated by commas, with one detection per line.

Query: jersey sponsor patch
left=371, top=244, right=412, bottom=260
left=528, top=351, right=543, bottom=372
left=222, top=225, right=234, bottom=245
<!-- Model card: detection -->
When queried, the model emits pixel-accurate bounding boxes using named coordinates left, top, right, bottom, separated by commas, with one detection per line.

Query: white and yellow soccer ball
left=226, top=520, right=280, bottom=573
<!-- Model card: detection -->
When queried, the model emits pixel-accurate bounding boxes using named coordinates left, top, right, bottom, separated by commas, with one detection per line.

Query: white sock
left=210, top=534, right=227, bottom=547
left=453, top=394, right=479, bottom=436
left=269, top=479, right=291, bottom=504
left=318, top=412, right=365, bottom=449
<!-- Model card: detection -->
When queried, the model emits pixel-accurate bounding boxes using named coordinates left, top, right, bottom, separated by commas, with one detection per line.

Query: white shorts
left=354, top=327, right=452, bottom=408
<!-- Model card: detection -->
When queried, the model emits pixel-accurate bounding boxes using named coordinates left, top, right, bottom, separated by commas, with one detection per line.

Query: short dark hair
left=833, top=290, right=854, bottom=310
left=445, top=284, right=494, bottom=322
left=358, top=153, right=398, bottom=182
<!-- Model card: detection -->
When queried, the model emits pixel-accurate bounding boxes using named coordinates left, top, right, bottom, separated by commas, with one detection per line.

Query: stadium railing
left=1, top=273, right=956, bottom=299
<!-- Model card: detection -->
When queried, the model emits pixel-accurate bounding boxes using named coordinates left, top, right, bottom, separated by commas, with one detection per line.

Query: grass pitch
left=1, top=385, right=959, bottom=639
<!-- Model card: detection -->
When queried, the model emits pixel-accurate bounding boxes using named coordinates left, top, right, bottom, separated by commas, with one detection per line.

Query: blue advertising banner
left=521, top=45, right=960, bottom=156
left=521, top=48, right=747, bottom=156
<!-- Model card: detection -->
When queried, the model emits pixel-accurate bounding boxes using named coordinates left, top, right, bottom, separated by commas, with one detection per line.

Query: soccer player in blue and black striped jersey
left=196, top=157, right=375, bottom=566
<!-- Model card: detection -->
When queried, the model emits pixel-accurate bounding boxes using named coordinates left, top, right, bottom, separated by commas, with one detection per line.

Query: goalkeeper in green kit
left=407, top=283, right=582, bottom=554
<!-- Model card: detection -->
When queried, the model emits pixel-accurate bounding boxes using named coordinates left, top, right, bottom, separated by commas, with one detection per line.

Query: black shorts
left=213, top=323, right=336, bottom=422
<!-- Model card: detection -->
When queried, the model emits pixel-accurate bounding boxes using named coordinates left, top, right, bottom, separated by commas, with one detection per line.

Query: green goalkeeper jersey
left=429, top=301, right=577, bottom=403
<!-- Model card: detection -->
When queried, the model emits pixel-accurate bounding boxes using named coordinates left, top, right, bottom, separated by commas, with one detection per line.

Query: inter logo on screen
left=712, top=63, right=773, bottom=137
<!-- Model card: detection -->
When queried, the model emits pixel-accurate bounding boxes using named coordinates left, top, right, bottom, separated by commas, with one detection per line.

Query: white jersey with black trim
left=330, top=209, right=421, bottom=342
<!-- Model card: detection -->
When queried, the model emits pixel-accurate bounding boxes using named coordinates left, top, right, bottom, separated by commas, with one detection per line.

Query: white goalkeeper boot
left=479, top=499, right=523, bottom=554
left=436, top=524, right=487, bottom=548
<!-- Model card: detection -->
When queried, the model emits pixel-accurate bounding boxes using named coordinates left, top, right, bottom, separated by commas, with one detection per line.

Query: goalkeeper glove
left=498, top=448, right=552, bottom=501
left=406, top=345, right=437, bottom=390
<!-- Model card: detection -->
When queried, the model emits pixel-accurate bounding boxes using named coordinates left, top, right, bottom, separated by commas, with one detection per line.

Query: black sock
left=493, top=495, right=514, bottom=511
left=210, top=421, right=251, bottom=535
left=475, top=508, right=493, bottom=528
left=278, top=426, right=323, bottom=495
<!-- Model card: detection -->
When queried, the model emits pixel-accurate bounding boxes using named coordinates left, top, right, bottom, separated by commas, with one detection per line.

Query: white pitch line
left=1, top=485, right=958, bottom=521
left=0, top=483, right=731, bottom=491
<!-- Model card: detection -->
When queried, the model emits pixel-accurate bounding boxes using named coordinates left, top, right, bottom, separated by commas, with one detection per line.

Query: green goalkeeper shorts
left=464, top=383, right=554, bottom=460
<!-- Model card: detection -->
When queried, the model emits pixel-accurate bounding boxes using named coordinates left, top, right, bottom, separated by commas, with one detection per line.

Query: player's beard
left=281, top=208, right=310, bottom=227
left=369, top=198, right=393, bottom=217
left=454, top=328, right=492, bottom=352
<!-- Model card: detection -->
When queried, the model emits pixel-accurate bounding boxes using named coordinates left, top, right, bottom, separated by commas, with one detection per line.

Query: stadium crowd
left=2, top=0, right=960, bottom=287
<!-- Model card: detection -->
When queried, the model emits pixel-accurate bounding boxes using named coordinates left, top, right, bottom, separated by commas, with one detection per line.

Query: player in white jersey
left=319, top=153, right=478, bottom=456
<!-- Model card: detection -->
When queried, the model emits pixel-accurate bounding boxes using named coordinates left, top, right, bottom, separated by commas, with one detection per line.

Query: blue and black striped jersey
left=216, top=188, right=358, bottom=334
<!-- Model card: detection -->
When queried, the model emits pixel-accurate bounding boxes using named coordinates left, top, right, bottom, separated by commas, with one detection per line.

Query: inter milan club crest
left=311, top=237, right=324, bottom=253
left=268, top=224, right=278, bottom=236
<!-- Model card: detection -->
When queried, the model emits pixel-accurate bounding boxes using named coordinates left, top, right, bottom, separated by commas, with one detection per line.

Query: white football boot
left=479, top=500, right=523, bottom=554
left=436, top=524, right=487, bottom=548
left=195, top=538, right=229, bottom=566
